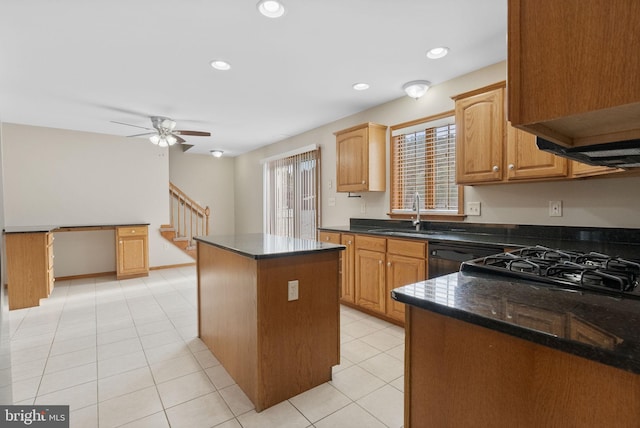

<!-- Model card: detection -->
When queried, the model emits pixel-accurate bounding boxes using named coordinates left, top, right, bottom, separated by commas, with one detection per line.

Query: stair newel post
left=205, top=207, right=210, bottom=236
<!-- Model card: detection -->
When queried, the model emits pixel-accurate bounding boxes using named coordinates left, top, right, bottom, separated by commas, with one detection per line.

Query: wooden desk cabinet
left=116, top=225, right=149, bottom=279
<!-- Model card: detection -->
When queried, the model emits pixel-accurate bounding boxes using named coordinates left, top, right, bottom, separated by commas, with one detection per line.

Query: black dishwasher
left=428, top=242, right=500, bottom=279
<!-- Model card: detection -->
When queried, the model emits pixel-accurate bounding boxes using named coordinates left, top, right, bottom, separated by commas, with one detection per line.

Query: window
left=263, top=146, right=320, bottom=240
left=390, top=111, right=461, bottom=218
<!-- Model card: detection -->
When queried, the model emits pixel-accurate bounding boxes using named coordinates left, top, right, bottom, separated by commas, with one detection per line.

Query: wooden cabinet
left=506, top=123, right=568, bottom=180
left=6, top=232, right=54, bottom=310
left=340, top=234, right=356, bottom=304
left=454, top=82, right=569, bottom=185
left=116, top=226, right=149, bottom=279
left=454, top=84, right=505, bottom=184
left=385, top=239, right=426, bottom=323
left=335, top=122, right=387, bottom=192
left=319, top=231, right=355, bottom=303
left=505, top=301, right=565, bottom=337
left=355, top=235, right=386, bottom=314
left=570, top=161, right=619, bottom=178
left=508, top=0, right=640, bottom=147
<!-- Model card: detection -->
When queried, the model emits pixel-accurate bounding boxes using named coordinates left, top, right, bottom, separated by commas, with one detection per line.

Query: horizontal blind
left=392, top=122, right=457, bottom=212
left=264, top=148, right=319, bottom=240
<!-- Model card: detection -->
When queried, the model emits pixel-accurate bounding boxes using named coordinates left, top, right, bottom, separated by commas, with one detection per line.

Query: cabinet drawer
left=117, top=226, right=148, bottom=237
left=355, top=235, right=386, bottom=252
left=319, top=231, right=341, bottom=245
left=387, top=238, right=425, bottom=258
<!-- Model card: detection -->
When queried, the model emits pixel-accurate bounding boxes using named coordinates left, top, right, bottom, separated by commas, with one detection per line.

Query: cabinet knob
left=131, top=230, right=136, bottom=233
left=492, top=165, right=499, bottom=172
left=387, top=262, right=391, bottom=267
left=378, top=260, right=382, bottom=265
left=362, top=180, right=366, bottom=184
left=348, top=240, right=352, bottom=245
left=119, top=241, right=123, bottom=244
left=508, top=164, right=515, bottom=170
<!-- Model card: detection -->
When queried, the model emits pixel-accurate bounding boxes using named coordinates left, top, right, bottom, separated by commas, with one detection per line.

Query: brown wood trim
left=389, top=110, right=456, bottom=132
left=388, top=213, right=466, bottom=222
left=333, top=122, right=387, bottom=136
left=55, top=271, right=116, bottom=281
left=55, top=226, right=116, bottom=232
left=451, top=81, right=506, bottom=101
left=340, top=300, right=404, bottom=327
left=150, top=262, right=196, bottom=270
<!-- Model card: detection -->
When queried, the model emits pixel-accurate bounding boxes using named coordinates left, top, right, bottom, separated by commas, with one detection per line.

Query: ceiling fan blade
left=111, top=120, right=154, bottom=131
left=181, top=144, right=195, bottom=152
left=174, top=130, right=211, bottom=137
left=174, top=135, right=186, bottom=144
left=127, top=132, right=156, bottom=137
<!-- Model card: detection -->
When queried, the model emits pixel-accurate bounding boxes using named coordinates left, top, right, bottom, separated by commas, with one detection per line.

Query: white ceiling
left=0, top=0, right=507, bottom=156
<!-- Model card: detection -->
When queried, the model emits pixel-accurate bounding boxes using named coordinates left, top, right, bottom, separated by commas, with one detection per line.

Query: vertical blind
left=264, top=148, right=320, bottom=240
left=392, top=122, right=457, bottom=212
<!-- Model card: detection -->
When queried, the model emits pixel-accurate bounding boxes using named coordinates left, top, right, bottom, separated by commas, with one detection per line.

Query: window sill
left=387, top=213, right=466, bottom=222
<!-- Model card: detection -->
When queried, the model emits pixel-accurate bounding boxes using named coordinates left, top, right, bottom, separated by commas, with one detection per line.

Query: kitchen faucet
left=412, top=191, right=421, bottom=231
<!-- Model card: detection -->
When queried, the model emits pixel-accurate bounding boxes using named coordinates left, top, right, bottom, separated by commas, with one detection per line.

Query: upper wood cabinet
left=454, top=84, right=505, bottom=184
left=454, top=82, right=568, bottom=185
left=507, top=0, right=640, bottom=147
left=335, top=122, right=387, bottom=192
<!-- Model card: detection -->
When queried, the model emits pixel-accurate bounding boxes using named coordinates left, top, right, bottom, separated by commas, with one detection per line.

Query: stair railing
left=169, top=182, right=210, bottom=246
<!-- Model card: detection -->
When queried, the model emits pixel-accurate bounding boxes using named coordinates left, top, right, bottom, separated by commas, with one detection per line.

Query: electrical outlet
left=288, top=280, right=299, bottom=301
left=328, top=180, right=332, bottom=189
left=549, top=200, right=562, bottom=217
left=467, top=201, right=481, bottom=216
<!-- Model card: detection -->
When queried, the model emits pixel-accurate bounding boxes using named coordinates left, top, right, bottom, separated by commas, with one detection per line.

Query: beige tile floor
left=7, top=266, right=404, bottom=428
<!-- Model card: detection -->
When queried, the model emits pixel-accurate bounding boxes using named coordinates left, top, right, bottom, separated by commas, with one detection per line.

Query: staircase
left=161, top=182, right=210, bottom=259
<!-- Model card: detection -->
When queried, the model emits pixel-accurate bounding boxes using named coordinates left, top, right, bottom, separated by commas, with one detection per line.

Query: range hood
left=536, top=137, right=640, bottom=169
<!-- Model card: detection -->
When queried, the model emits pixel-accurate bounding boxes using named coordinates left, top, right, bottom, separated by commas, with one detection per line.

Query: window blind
left=392, top=122, right=457, bottom=212
left=264, top=148, right=320, bottom=240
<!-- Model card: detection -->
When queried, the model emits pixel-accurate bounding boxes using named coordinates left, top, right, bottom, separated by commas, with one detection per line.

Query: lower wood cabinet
left=5, top=232, right=54, bottom=310
left=340, top=234, right=356, bottom=303
left=385, top=239, right=426, bottom=323
left=116, top=225, right=149, bottom=279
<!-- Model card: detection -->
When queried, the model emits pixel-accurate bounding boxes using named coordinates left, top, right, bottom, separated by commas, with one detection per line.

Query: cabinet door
left=455, top=88, right=505, bottom=184
left=386, top=253, right=425, bottom=322
left=336, top=127, right=369, bottom=192
left=355, top=248, right=386, bottom=314
left=341, top=234, right=355, bottom=303
left=506, top=124, right=568, bottom=180
left=117, top=226, right=149, bottom=278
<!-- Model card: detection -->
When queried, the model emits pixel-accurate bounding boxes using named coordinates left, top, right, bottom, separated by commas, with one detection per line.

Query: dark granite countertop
left=195, top=233, right=344, bottom=260
left=319, top=219, right=640, bottom=260
left=392, top=271, right=640, bottom=374
left=4, top=223, right=150, bottom=234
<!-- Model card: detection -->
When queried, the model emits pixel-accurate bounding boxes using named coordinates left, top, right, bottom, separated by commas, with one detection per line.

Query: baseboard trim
left=54, top=263, right=196, bottom=281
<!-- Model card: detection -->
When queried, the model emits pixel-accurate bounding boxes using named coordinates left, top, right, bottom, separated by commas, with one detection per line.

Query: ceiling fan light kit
left=114, top=116, right=211, bottom=149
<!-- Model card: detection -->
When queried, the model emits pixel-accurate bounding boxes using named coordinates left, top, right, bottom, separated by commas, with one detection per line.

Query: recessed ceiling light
left=210, top=60, right=231, bottom=71
left=426, top=47, right=449, bottom=59
left=352, top=83, right=370, bottom=91
left=257, top=0, right=286, bottom=18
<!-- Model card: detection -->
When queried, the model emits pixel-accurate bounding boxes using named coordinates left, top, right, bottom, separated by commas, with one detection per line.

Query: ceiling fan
left=112, top=116, right=211, bottom=147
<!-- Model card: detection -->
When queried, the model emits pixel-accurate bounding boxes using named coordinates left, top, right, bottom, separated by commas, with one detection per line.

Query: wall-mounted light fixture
left=402, top=80, right=431, bottom=100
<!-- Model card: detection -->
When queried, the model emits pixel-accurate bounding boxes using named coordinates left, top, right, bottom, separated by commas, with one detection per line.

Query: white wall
left=2, top=123, right=191, bottom=276
left=233, top=61, right=640, bottom=231
left=168, top=145, right=235, bottom=235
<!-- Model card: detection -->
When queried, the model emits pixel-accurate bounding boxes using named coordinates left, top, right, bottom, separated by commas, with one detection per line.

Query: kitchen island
left=195, top=233, right=343, bottom=412
left=393, top=272, right=640, bottom=428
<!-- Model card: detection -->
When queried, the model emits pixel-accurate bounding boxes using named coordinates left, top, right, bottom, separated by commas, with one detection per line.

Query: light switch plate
left=467, top=202, right=481, bottom=216
left=288, top=280, right=299, bottom=301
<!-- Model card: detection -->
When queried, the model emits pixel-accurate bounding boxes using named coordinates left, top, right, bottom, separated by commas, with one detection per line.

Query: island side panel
left=197, top=242, right=259, bottom=405
left=406, top=306, right=640, bottom=428
left=256, top=251, right=340, bottom=410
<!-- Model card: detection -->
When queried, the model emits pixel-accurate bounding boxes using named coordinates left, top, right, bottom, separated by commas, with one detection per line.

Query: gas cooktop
left=461, top=246, right=640, bottom=299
